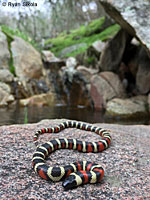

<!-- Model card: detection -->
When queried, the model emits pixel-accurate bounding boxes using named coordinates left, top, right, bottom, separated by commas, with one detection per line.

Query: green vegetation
left=0, top=17, right=120, bottom=72
left=68, top=17, right=106, bottom=37
left=1, top=26, right=16, bottom=75
left=85, top=56, right=96, bottom=65
left=24, top=106, right=28, bottom=124
left=1, top=25, right=39, bottom=76
left=45, top=17, right=120, bottom=57
left=1, top=25, right=39, bottom=50
left=9, top=49, right=16, bottom=76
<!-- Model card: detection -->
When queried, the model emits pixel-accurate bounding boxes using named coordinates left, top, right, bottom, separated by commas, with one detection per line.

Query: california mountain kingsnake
left=32, top=121, right=112, bottom=190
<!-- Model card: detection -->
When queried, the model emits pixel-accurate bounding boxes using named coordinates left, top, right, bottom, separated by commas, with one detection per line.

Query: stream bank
left=0, top=104, right=149, bottom=126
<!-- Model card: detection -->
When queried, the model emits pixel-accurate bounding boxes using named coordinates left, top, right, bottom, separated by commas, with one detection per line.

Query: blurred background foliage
left=0, top=0, right=108, bottom=43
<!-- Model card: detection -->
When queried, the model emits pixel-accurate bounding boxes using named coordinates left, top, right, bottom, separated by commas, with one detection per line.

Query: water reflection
left=0, top=104, right=149, bottom=125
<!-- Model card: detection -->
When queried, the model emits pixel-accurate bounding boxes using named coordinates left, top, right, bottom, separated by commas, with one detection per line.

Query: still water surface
left=0, top=105, right=149, bottom=126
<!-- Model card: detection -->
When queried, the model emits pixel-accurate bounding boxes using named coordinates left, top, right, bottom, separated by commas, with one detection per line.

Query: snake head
left=62, top=173, right=79, bottom=190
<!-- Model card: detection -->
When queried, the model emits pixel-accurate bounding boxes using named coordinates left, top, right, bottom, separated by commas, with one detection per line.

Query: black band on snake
left=32, top=121, right=112, bottom=190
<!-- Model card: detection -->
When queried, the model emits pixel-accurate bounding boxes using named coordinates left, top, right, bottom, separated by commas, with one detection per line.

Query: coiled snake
left=32, top=121, right=112, bottom=190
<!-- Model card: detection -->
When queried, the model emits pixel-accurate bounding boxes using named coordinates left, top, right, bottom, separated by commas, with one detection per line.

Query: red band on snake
left=32, top=121, right=111, bottom=190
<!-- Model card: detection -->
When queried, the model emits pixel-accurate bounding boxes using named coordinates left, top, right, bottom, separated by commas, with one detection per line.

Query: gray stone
left=77, top=66, right=98, bottom=83
left=42, top=50, right=65, bottom=91
left=0, top=88, right=14, bottom=106
left=62, top=57, right=78, bottom=83
left=131, top=38, right=140, bottom=46
left=66, top=57, right=77, bottom=68
left=86, top=41, right=105, bottom=69
left=42, top=50, right=60, bottom=62
left=106, top=95, right=148, bottom=118
left=136, top=47, right=150, bottom=94
left=61, top=67, right=92, bottom=107
left=0, top=28, right=10, bottom=69
left=0, top=82, right=11, bottom=93
left=148, top=93, right=150, bottom=112
left=0, top=69, right=14, bottom=83
left=11, top=36, right=43, bottom=80
left=90, top=71, right=126, bottom=109
left=99, top=29, right=132, bottom=71
left=19, top=93, right=58, bottom=107
left=59, top=43, right=87, bottom=58
left=99, top=0, right=150, bottom=55
left=92, top=40, right=105, bottom=53
left=0, top=82, right=14, bottom=106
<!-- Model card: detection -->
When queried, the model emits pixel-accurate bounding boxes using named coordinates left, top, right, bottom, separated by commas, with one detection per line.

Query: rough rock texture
left=84, top=40, right=106, bottom=69
left=0, top=82, right=14, bottom=106
left=59, top=43, right=87, bottom=58
left=68, top=76, right=92, bottom=107
left=60, top=60, right=92, bottom=107
left=90, top=72, right=126, bottom=109
left=87, top=40, right=105, bottom=61
left=77, top=66, right=98, bottom=84
left=62, top=57, right=77, bottom=84
left=136, top=47, right=150, bottom=94
left=62, top=69, right=92, bottom=107
left=99, top=29, right=132, bottom=71
left=66, top=57, right=77, bottom=68
left=99, top=0, right=150, bottom=56
left=0, top=82, right=11, bottom=93
left=148, top=94, right=150, bottom=112
left=0, top=28, right=10, bottom=69
left=0, top=119, right=150, bottom=199
left=92, top=40, right=105, bottom=53
left=11, top=36, right=43, bottom=80
left=42, top=50, right=60, bottom=63
left=0, top=69, right=14, bottom=83
left=19, top=93, right=58, bottom=107
left=106, top=96, right=148, bottom=118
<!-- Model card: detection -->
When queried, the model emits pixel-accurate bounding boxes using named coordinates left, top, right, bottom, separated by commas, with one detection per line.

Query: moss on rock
left=45, top=17, right=120, bottom=58
left=1, top=25, right=40, bottom=76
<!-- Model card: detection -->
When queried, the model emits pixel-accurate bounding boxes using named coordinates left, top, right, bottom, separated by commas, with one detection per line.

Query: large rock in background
left=0, top=69, right=14, bottom=83
left=19, top=93, right=58, bottom=107
left=90, top=71, right=126, bottom=109
left=59, top=43, right=87, bottom=58
left=0, top=28, right=10, bottom=69
left=106, top=96, right=148, bottom=118
left=42, top=50, right=60, bottom=63
left=41, top=50, right=65, bottom=70
left=61, top=57, right=92, bottom=107
left=99, top=0, right=150, bottom=56
left=85, top=40, right=105, bottom=69
left=0, top=82, right=14, bottom=106
left=67, top=72, right=92, bottom=107
left=148, top=94, right=150, bottom=112
left=136, top=47, right=150, bottom=94
left=99, top=29, right=132, bottom=71
left=77, top=66, right=98, bottom=84
left=11, top=36, right=43, bottom=80
left=41, top=50, right=66, bottom=96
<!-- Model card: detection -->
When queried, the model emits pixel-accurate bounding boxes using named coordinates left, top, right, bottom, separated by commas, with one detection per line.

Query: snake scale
left=32, top=121, right=112, bottom=190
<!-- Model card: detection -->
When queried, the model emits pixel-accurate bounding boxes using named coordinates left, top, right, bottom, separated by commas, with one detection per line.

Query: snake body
left=32, top=121, right=111, bottom=190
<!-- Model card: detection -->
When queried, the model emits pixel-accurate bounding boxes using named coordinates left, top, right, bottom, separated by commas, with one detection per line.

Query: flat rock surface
left=0, top=119, right=150, bottom=200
